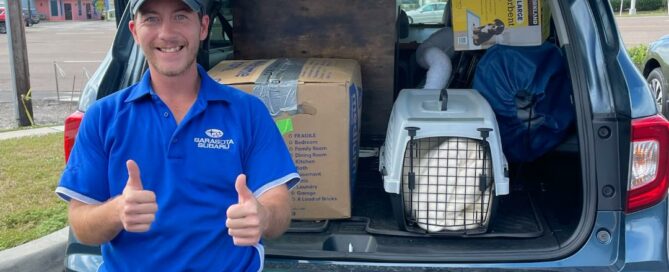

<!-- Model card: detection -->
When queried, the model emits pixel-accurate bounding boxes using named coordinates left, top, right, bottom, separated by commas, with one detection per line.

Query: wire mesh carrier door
left=400, top=127, right=495, bottom=235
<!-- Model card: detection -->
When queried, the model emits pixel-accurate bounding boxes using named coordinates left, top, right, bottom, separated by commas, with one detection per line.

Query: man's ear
left=200, top=15, right=210, bottom=41
left=129, top=19, right=139, bottom=43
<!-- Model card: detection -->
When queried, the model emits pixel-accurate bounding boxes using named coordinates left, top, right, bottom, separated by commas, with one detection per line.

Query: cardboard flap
left=209, top=58, right=362, bottom=88
left=208, top=59, right=277, bottom=84
left=299, top=59, right=361, bottom=87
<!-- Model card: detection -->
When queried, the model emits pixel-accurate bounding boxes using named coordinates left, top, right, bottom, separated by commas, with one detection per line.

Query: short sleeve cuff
left=55, top=186, right=103, bottom=205
left=253, top=173, right=301, bottom=199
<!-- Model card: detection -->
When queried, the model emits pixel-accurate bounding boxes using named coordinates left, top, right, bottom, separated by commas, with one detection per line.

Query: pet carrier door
left=379, top=89, right=509, bottom=235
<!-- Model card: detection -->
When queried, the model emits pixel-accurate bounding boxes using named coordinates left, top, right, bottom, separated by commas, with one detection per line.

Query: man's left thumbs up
left=226, top=174, right=268, bottom=246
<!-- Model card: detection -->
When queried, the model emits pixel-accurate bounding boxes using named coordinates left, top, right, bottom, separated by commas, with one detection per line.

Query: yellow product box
left=209, top=58, right=362, bottom=220
left=452, top=0, right=550, bottom=50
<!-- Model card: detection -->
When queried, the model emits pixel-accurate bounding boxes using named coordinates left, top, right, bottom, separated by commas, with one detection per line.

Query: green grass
left=0, top=133, right=68, bottom=250
left=627, top=44, right=649, bottom=71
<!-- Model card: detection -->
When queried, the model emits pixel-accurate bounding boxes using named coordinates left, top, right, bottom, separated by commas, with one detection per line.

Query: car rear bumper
left=265, top=198, right=669, bottom=271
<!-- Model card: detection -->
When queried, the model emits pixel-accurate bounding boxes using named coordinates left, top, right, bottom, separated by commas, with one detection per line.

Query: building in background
left=32, top=0, right=110, bottom=21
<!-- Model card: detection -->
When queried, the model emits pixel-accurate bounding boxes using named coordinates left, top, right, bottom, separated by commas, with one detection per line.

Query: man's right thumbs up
left=119, top=160, right=157, bottom=233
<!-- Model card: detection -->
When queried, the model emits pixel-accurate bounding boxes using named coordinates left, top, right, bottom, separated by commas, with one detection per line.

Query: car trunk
left=263, top=138, right=582, bottom=261
left=227, top=0, right=589, bottom=263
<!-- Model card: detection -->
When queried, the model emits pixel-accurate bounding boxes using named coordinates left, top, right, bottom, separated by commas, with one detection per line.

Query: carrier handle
left=476, top=128, right=493, bottom=192
left=439, top=88, right=448, bottom=111
left=477, top=128, right=494, bottom=224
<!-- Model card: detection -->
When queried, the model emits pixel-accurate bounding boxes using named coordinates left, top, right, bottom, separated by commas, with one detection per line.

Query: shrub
left=627, top=44, right=648, bottom=70
left=610, top=0, right=667, bottom=12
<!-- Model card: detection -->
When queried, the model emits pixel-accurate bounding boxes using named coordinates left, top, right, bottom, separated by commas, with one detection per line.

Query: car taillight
left=626, top=115, right=669, bottom=213
left=64, top=111, right=84, bottom=163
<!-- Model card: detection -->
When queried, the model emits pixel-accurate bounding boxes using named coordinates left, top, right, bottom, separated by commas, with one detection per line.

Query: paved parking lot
left=0, top=20, right=116, bottom=102
left=616, top=15, right=669, bottom=46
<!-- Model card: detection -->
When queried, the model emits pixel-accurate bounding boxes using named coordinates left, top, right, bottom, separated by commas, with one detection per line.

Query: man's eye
left=144, top=17, right=159, bottom=23
left=175, top=14, right=187, bottom=21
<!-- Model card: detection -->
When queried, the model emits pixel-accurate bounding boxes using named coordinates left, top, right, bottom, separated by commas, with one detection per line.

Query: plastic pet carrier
left=379, top=89, right=509, bottom=235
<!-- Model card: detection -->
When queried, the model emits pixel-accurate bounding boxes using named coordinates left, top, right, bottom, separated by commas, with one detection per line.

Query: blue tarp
left=473, top=43, right=575, bottom=162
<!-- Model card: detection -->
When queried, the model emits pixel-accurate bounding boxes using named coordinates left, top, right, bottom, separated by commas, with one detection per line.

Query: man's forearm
left=68, top=198, right=124, bottom=245
left=258, top=185, right=291, bottom=239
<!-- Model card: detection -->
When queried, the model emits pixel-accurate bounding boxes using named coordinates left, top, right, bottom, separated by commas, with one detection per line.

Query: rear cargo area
left=265, top=140, right=582, bottom=261
left=227, top=0, right=587, bottom=262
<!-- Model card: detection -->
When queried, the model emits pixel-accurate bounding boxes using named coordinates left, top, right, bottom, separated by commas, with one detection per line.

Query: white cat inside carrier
left=379, top=88, right=509, bottom=234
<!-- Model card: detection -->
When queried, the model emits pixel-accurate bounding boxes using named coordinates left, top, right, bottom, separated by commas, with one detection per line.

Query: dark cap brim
left=131, top=0, right=203, bottom=15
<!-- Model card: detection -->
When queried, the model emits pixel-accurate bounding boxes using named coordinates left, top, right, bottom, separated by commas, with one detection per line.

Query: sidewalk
left=0, top=125, right=64, bottom=141
left=0, top=126, right=68, bottom=272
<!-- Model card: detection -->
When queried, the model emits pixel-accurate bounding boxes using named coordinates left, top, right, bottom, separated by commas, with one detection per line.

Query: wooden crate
left=232, top=0, right=396, bottom=136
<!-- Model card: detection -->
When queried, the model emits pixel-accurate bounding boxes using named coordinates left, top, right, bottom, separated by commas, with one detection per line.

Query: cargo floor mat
left=356, top=184, right=544, bottom=238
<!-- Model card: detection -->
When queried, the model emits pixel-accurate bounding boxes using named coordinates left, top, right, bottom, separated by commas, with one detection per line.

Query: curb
left=0, top=227, right=68, bottom=272
left=0, top=126, right=64, bottom=141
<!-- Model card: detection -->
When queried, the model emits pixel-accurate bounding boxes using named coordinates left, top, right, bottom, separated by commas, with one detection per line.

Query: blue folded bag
left=472, top=43, right=574, bottom=162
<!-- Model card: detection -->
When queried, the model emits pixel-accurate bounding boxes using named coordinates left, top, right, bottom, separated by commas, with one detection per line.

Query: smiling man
left=55, top=0, right=300, bottom=271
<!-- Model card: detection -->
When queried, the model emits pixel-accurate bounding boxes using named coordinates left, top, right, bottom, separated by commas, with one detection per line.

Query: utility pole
left=629, top=0, right=637, bottom=15
left=6, top=0, right=34, bottom=127
left=27, top=0, right=32, bottom=26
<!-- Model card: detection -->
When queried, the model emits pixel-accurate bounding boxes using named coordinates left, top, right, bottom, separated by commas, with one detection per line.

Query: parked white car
left=406, top=2, right=446, bottom=24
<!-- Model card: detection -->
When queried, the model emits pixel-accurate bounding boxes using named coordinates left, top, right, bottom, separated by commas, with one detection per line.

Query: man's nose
left=157, top=20, right=179, bottom=39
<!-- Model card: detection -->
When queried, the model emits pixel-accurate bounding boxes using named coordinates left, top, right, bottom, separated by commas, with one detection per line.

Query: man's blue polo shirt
left=56, top=65, right=300, bottom=272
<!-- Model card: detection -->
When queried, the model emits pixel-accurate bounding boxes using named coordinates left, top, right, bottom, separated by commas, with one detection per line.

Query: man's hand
left=119, top=160, right=158, bottom=232
left=226, top=174, right=268, bottom=246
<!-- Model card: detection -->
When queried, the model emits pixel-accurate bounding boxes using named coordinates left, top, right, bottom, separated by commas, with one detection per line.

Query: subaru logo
left=205, top=129, right=224, bottom=139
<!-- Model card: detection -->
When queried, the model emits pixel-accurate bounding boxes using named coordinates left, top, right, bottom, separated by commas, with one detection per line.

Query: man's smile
left=157, top=46, right=184, bottom=53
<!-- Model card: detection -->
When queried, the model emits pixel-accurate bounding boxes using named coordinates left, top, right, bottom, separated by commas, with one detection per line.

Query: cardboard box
left=452, top=0, right=550, bottom=50
left=209, top=58, right=362, bottom=220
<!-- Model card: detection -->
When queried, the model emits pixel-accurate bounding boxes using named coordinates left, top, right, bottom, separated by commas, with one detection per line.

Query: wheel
left=647, top=67, right=669, bottom=118
left=0, top=22, right=5, bottom=34
left=408, top=16, right=414, bottom=24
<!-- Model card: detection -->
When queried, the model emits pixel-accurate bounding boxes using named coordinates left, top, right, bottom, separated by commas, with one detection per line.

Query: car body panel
left=643, top=35, right=669, bottom=79
left=642, top=35, right=669, bottom=118
left=265, top=202, right=669, bottom=271
left=0, top=7, right=6, bottom=34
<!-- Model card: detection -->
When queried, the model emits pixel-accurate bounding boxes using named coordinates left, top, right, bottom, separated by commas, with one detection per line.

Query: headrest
left=398, top=8, right=410, bottom=39
left=442, top=1, right=452, bottom=27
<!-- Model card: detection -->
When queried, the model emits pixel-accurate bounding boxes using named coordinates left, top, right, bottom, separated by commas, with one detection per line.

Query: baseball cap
left=131, top=0, right=204, bottom=15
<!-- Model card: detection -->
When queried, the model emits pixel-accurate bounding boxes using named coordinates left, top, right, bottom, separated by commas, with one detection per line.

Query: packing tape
left=252, top=59, right=306, bottom=116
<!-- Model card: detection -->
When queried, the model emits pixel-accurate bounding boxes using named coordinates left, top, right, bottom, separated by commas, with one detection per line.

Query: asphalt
left=0, top=126, right=68, bottom=272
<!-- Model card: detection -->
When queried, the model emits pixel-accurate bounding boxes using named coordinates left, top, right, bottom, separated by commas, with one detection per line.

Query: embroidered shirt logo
left=195, top=129, right=235, bottom=150
left=205, top=129, right=224, bottom=138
